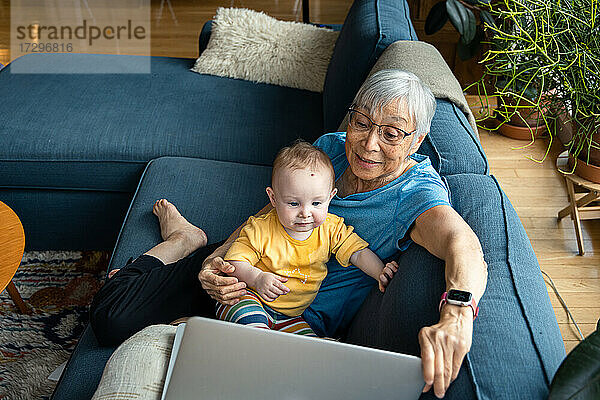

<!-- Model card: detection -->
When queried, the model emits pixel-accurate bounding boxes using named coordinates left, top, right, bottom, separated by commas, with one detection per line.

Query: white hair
left=350, top=70, right=436, bottom=145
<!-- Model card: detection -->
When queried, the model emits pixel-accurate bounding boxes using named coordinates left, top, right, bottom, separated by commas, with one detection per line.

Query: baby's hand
left=379, top=261, right=398, bottom=292
left=254, top=272, right=290, bottom=302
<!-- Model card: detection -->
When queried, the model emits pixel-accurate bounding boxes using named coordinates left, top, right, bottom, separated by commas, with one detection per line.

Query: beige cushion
left=92, top=325, right=176, bottom=400
left=191, top=7, right=339, bottom=93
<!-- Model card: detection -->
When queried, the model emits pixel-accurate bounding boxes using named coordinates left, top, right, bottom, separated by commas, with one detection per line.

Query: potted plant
left=471, top=0, right=600, bottom=181
left=466, top=0, right=553, bottom=140
left=493, top=76, right=549, bottom=140
left=425, top=0, right=495, bottom=61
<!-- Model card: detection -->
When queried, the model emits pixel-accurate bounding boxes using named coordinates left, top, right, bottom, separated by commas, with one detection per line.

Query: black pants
left=90, top=241, right=225, bottom=346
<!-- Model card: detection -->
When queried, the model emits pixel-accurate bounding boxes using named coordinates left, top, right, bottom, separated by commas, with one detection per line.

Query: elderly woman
left=91, top=70, right=487, bottom=399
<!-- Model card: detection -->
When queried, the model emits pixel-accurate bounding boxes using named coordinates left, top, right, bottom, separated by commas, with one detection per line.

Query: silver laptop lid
left=165, top=317, right=424, bottom=400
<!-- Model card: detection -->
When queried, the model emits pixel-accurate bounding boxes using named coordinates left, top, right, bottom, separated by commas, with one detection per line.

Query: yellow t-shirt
left=225, top=209, right=368, bottom=316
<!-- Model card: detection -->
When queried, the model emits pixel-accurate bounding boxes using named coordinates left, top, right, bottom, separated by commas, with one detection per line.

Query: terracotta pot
left=498, top=95, right=547, bottom=127
left=565, top=117, right=600, bottom=183
left=568, top=155, right=600, bottom=184
left=496, top=117, right=548, bottom=140
left=496, top=96, right=548, bottom=140
left=554, top=108, right=574, bottom=147
left=575, top=120, right=600, bottom=167
left=508, top=106, right=545, bottom=128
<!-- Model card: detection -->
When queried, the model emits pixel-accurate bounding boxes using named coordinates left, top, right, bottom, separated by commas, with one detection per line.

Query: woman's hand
left=198, top=256, right=247, bottom=305
left=378, top=261, right=398, bottom=292
left=418, top=305, right=473, bottom=398
left=253, top=272, right=290, bottom=302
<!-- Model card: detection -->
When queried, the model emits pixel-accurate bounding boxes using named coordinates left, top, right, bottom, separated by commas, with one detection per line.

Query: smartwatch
left=439, top=290, right=479, bottom=320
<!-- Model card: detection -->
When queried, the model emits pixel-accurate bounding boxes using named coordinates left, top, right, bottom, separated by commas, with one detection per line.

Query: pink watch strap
left=439, top=292, right=479, bottom=320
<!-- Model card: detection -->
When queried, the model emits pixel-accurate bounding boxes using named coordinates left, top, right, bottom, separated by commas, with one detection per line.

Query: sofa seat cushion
left=346, top=173, right=565, bottom=399
left=0, top=189, right=132, bottom=251
left=0, top=53, right=324, bottom=192
left=109, top=156, right=274, bottom=268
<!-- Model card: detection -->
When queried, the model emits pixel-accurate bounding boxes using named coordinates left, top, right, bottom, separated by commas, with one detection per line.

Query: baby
left=216, top=140, right=398, bottom=336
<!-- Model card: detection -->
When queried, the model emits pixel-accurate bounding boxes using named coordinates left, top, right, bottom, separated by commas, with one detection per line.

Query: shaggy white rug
left=192, top=7, right=339, bottom=92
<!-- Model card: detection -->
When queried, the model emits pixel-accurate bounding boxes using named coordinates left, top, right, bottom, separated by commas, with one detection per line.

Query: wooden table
left=557, top=152, right=600, bottom=255
left=0, top=201, right=31, bottom=313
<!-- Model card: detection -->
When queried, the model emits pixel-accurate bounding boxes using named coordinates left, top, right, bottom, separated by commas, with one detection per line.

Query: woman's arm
left=409, top=204, right=488, bottom=399
left=410, top=205, right=487, bottom=302
left=198, top=204, right=273, bottom=305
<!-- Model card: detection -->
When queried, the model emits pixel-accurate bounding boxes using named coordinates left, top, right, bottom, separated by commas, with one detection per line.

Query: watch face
left=448, top=289, right=472, bottom=303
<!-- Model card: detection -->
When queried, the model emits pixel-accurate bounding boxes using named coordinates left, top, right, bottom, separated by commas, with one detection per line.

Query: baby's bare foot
left=152, top=199, right=208, bottom=255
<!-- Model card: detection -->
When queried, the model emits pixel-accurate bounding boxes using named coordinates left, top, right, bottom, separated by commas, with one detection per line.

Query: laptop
left=162, top=317, right=424, bottom=400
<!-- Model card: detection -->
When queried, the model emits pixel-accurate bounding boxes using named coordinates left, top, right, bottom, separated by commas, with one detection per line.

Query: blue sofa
left=0, top=0, right=565, bottom=398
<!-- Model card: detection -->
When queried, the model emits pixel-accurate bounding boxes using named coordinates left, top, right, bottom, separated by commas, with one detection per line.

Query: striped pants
left=215, top=291, right=317, bottom=337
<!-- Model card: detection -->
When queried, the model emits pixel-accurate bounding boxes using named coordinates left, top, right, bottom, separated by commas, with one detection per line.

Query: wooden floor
left=1, top=0, right=598, bottom=353
left=480, top=131, right=599, bottom=353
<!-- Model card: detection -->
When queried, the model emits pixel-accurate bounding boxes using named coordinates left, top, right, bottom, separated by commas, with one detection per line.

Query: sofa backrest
left=322, top=0, right=418, bottom=133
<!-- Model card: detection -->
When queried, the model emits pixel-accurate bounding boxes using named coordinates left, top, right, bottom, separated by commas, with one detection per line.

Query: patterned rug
left=0, top=251, right=108, bottom=400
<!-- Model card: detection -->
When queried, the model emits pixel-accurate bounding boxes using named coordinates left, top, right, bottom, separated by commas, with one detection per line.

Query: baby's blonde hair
left=272, top=140, right=335, bottom=188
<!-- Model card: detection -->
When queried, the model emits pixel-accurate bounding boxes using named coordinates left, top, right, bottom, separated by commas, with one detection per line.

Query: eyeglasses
left=347, top=109, right=415, bottom=145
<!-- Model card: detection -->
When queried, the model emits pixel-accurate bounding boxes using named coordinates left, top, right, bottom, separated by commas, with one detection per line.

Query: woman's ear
left=408, top=133, right=427, bottom=155
left=266, top=187, right=277, bottom=207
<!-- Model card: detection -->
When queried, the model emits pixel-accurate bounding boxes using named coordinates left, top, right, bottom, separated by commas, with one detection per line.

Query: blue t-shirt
left=302, top=132, right=451, bottom=337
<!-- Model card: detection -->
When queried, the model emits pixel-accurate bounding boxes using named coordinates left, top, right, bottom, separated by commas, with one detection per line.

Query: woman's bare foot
left=146, top=199, right=208, bottom=264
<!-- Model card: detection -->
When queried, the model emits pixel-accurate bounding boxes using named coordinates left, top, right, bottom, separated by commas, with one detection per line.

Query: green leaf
left=457, top=31, right=481, bottom=60
left=446, top=0, right=466, bottom=36
left=549, top=329, right=600, bottom=400
left=425, top=1, right=449, bottom=35
left=480, top=10, right=496, bottom=29
left=463, top=7, right=476, bottom=43
left=447, top=0, right=475, bottom=43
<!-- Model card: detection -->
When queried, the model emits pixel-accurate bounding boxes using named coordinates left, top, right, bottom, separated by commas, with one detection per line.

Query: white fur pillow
left=191, top=8, right=339, bottom=93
